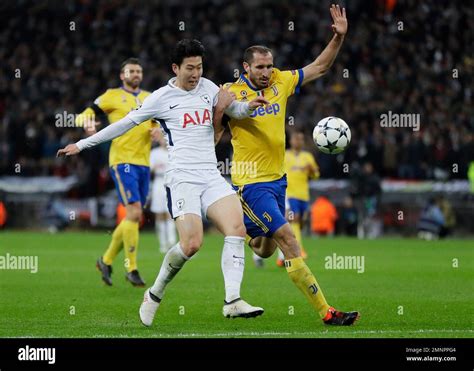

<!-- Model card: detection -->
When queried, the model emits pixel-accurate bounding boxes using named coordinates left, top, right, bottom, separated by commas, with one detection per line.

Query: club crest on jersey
left=176, top=199, right=185, bottom=210
left=200, top=94, right=211, bottom=104
left=271, top=85, right=278, bottom=96
left=182, top=109, right=212, bottom=128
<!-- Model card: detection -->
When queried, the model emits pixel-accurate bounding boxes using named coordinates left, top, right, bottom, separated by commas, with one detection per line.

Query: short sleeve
left=93, top=90, right=115, bottom=113
left=279, top=69, right=304, bottom=97
left=75, top=107, right=96, bottom=127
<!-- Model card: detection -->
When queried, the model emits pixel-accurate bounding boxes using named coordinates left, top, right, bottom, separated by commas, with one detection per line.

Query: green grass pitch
left=0, top=231, right=472, bottom=338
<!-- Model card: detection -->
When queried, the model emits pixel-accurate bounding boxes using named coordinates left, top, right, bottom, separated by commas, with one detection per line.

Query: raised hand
left=330, top=4, right=347, bottom=36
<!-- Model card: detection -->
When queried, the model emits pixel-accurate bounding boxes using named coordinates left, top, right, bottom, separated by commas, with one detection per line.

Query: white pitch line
left=156, top=329, right=472, bottom=338
left=9, top=329, right=473, bottom=339
left=114, top=329, right=474, bottom=338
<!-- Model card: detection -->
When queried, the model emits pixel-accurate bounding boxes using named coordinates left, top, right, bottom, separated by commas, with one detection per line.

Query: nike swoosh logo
left=168, top=263, right=180, bottom=270
left=169, top=104, right=179, bottom=109
left=232, top=255, right=244, bottom=259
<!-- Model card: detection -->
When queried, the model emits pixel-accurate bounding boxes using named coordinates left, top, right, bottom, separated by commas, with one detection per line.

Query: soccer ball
left=313, top=117, right=351, bottom=154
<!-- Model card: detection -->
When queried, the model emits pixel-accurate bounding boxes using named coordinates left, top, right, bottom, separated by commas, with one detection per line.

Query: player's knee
left=180, top=237, right=202, bottom=256
left=255, top=247, right=274, bottom=259
left=127, top=210, right=142, bottom=222
left=231, top=221, right=246, bottom=238
left=249, top=236, right=261, bottom=250
left=126, top=206, right=142, bottom=222
left=253, top=238, right=277, bottom=258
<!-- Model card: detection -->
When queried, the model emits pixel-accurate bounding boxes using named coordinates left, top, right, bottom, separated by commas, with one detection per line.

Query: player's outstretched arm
left=301, top=4, right=348, bottom=86
left=57, top=91, right=160, bottom=157
left=57, top=116, right=137, bottom=157
left=247, top=96, right=270, bottom=110
left=225, top=96, right=270, bottom=119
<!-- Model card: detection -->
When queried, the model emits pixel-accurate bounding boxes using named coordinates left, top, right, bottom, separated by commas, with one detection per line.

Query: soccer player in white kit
left=149, top=132, right=177, bottom=253
left=57, top=39, right=270, bottom=326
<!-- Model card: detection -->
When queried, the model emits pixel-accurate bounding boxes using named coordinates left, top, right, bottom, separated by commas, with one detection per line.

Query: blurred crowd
left=1, top=0, right=473, bottom=197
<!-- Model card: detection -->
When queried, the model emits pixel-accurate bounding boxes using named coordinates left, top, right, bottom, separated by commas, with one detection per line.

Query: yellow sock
left=103, top=221, right=124, bottom=265
left=291, top=222, right=307, bottom=257
left=285, top=257, right=330, bottom=318
left=122, top=219, right=139, bottom=272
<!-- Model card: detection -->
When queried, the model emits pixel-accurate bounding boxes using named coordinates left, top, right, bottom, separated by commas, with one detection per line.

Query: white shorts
left=150, top=177, right=168, bottom=214
left=164, top=168, right=235, bottom=219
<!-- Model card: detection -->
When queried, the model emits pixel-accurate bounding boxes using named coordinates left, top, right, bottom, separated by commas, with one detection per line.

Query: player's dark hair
left=171, top=39, right=205, bottom=66
left=120, top=58, right=142, bottom=72
left=244, top=45, right=273, bottom=64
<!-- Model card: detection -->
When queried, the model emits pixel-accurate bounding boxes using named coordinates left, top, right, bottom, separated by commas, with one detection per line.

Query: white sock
left=156, top=220, right=168, bottom=251
left=277, top=248, right=284, bottom=260
left=221, top=236, right=245, bottom=303
left=150, top=243, right=189, bottom=299
left=166, top=219, right=177, bottom=249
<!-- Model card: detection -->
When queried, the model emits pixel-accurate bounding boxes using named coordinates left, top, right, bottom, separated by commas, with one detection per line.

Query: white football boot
left=223, top=299, right=264, bottom=318
left=139, top=289, right=161, bottom=327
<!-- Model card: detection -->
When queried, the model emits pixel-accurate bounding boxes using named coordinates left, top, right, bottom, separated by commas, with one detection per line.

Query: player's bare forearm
left=57, top=117, right=137, bottom=157
left=214, top=128, right=224, bottom=145
left=303, top=34, right=344, bottom=84
left=213, top=108, right=225, bottom=145
left=302, top=4, right=347, bottom=85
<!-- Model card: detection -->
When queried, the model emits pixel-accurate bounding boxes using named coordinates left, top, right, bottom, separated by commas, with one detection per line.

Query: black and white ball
left=313, top=117, right=351, bottom=154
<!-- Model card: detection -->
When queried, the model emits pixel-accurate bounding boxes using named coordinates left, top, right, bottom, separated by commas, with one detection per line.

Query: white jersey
left=75, top=77, right=252, bottom=219
left=129, top=78, right=251, bottom=171
left=77, top=77, right=252, bottom=170
left=150, top=146, right=168, bottom=177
